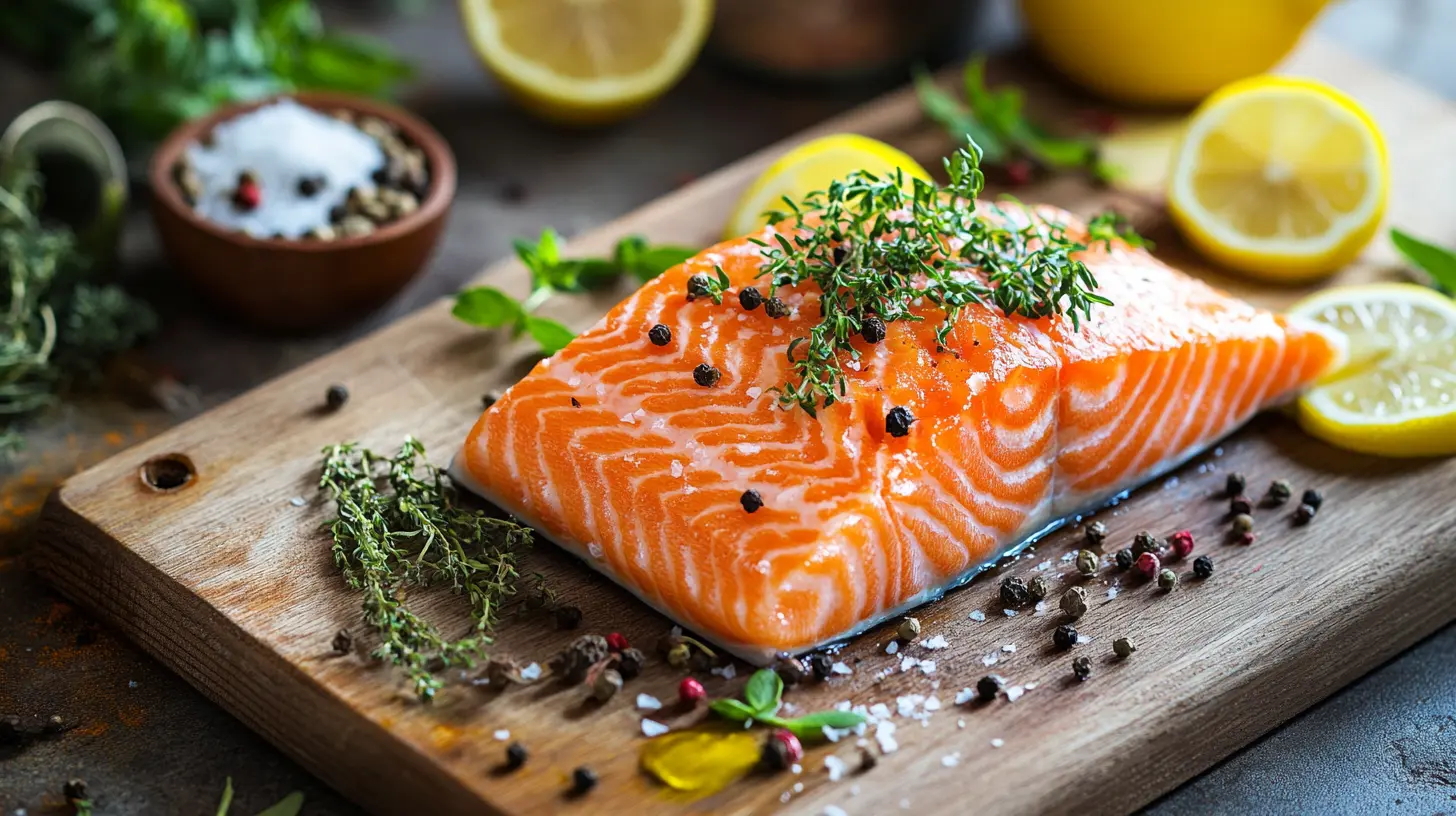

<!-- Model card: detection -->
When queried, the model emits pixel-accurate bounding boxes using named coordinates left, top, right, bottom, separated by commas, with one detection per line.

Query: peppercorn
left=772, top=654, right=808, bottom=686
left=296, top=175, right=325, bottom=197
left=666, top=643, right=691, bottom=668
left=738, top=287, right=764, bottom=311
left=1193, top=555, right=1214, bottom=579
left=686, top=274, right=712, bottom=300
left=1237, top=531, right=1255, bottom=546
left=741, top=489, right=764, bottom=514
left=1302, top=488, right=1323, bottom=510
left=687, top=649, right=714, bottom=672
left=606, top=632, right=630, bottom=652
left=331, top=628, right=353, bottom=655
left=617, top=647, right=646, bottom=680
left=1072, top=656, right=1092, bottom=681
left=765, top=297, right=790, bottom=319
left=692, top=363, right=721, bottom=387
left=1168, top=530, right=1195, bottom=560
left=325, top=384, right=349, bottom=411
left=233, top=173, right=261, bottom=211
left=648, top=324, right=672, bottom=346
left=570, top=397, right=581, bottom=408
left=897, top=616, right=921, bottom=641
left=504, top=741, right=528, bottom=770
left=482, top=390, right=502, bottom=409
left=761, top=729, right=803, bottom=771
left=1060, top=586, right=1088, bottom=620
left=1158, top=568, right=1177, bottom=592
left=1084, top=520, right=1108, bottom=548
left=857, top=746, right=878, bottom=772
left=1132, top=531, right=1163, bottom=557
left=1076, top=549, right=1099, bottom=578
left=592, top=668, right=623, bottom=702
left=885, top=406, right=916, bottom=438
left=1115, top=548, right=1134, bottom=571
left=554, top=605, right=583, bottom=630
left=552, top=634, right=610, bottom=683
left=679, top=676, right=707, bottom=705
left=1225, top=472, right=1246, bottom=497
left=1135, top=552, right=1160, bottom=579
left=1266, top=479, right=1293, bottom=506
left=1230, top=495, right=1253, bottom=515
left=63, top=778, right=88, bottom=803
left=807, top=652, right=833, bottom=681
left=1294, top=503, right=1317, bottom=525
left=571, top=767, right=598, bottom=795
left=1232, top=513, right=1254, bottom=534
left=1054, top=624, right=1079, bottom=650
left=1113, top=637, right=1137, bottom=658
left=832, top=245, right=848, bottom=266
left=861, top=316, right=887, bottom=344
left=999, top=576, right=1032, bottom=608
left=976, top=674, right=1005, bottom=700
left=1026, top=574, right=1050, bottom=602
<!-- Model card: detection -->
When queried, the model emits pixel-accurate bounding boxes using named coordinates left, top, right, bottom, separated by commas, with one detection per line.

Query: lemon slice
left=1168, top=76, right=1389, bottom=282
left=1289, top=283, right=1456, bottom=457
left=725, top=134, right=931, bottom=239
left=459, top=0, right=713, bottom=125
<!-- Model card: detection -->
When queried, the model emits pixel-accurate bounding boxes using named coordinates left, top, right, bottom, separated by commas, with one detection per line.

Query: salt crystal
left=1003, top=609, right=1018, bottom=617
left=1037, top=560, right=1053, bottom=571
left=493, top=729, right=510, bottom=741
left=636, top=693, right=662, bottom=711
left=981, top=653, right=999, bottom=667
left=919, top=660, right=936, bottom=675
left=875, top=721, right=899, bottom=753
left=794, top=782, right=804, bottom=794
left=670, top=461, right=684, bottom=477
left=1107, top=587, right=1120, bottom=599
left=923, top=696, right=941, bottom=711
left=289, top=496, right=307, bottom=507
left=518, top=662, right=542, bottom=681
left=620, top=413, right=636, bottom=424
left=747, top=386, right=763, bottom=398
left=850, top=785, right=861, bottom=796
left=568, top=376, right=581, bottom=387
left=824, top=754, right=846, bottom=780
left=921, top=635, right=949, bottom=650
left=885, top=641, right=900, bottom=655
left=900, top=798, right=912, bottom=810
left=969, top=610, right=986, bottom=622
left=896, top=695, right=924, bottom=717
left=1077, top=634, right=1094, bottom=644
left=941, top=752, right=961, bottom=767
left=957, top=718, right=966, bottom=729
left=824, top=807, right=848, bottom=816
left=1033, top=601, right=1048, bottom=616
left=641, top=719, right=670, bottom=737
left=831, top=661, right=853, bottom=675
left=836, top=701, right=853, bottom=711
left=900, top=656, right=920, bottom=672
left=1024, top=682, right=1038, bottom=691
left=792, top=764, right=803, bottom=776
left=954, top=687, right=976, bottom=705
left=711, top=664, right=737, bottom=680
left=869, top=703, right=893, bottom=721
left=990, top=738, right=1004, bottom=748
left=1005, top=685, right=1025, bottom=702
left=1001, top=644, right=1017, bottom=653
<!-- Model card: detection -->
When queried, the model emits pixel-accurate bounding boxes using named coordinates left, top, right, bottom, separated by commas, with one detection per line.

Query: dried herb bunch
left=320, top=437, right=534, bottom=701
left=754, top=139, right=1141, bottom=415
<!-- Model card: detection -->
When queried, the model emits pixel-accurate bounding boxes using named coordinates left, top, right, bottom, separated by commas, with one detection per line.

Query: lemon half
left=459, top=0, right=713, bottom=125
left=1290, top=283, right=1456, bottom=457
left=1168, top=76, right=1388, bottom=282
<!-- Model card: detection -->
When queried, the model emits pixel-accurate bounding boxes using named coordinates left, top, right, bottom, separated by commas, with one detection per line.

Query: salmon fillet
left=450, top=206, right=1343, bottom=662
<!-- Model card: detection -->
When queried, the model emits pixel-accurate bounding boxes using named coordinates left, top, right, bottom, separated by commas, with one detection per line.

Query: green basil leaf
left=1390, top=228, right=1456, bottom=294
left=709, top=698, right=758, bottom=722
left=743, top=668, right=783, bottom=716
left=523, top=315, right=576, bottom=355
left=452, top=287, right=524, bottom=328
left=253, top=791, right=305, bottom=816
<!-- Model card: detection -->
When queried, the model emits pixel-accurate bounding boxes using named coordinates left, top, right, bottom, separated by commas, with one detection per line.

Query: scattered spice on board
left=325, top=384, right=349, bottom=411
left=570, top=767, right=598, bottom=796
left=330, top=628, right=353, bottom=656
left=1060, top=587, right=1088, bottom=620
left=897, top=617, right=921, bottom=641
left=1295, top=502, right=1317, bottom=524
left=1193, top=556, right=1215, bottom=579
left=1113, top=637, right=1137, bottom=659
left=1169, top=530, right=1195, bottom=559
left=554, top=605, right=583, bottom=630
left=1053, top=625, right=1079, bottom=650
left=1225, top=472, right=1246, bottom=497
left=976, top=674, right=1005, bottom=700
left=1115, top=548, right=1134, bottom=571
left=1026, top=575, right=1050, bottom=602
left=1158, top=569, right=1178, bottom=592
left=504, top=742, right=528, bottom=771
left=1075, top=548, right=1099, bottom=578
left=1135, top=552, right=1161, bottom=579
left=1072, top=656, right=1092, bottom=681
left=1265, top=479, right=1293, bottom=506
left=999, top=576, right=1032, bottom=608
left=1084, top=520, right=1108, bottom=548
left=1232, top=513, right=1254, bottom=534
left=1230, top=494, right=1254, bottom=515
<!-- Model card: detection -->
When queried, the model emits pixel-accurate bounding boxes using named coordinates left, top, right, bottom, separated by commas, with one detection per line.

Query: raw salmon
left=450, top=207, right=1343, bottom=662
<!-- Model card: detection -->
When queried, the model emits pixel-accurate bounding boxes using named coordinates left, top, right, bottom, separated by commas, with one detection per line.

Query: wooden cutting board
left=33, top=39, right=1456, bottom=816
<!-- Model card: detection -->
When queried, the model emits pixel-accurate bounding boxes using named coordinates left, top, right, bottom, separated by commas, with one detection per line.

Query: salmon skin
left=451, top=207, right=1343, bottom=663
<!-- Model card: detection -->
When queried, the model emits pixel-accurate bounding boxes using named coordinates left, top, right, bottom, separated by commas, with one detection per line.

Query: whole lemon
left=1019, top=0, right=1329, bottom=105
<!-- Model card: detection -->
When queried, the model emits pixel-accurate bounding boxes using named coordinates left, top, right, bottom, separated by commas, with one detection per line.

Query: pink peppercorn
left=233, top=178, right=261, bottom=211
left=770, top=728, right=803, bottom=765
left=1135, top=551, right=1160, bottom=578
left=1237, top=531, right=1256, bottom=546
left=1169, top=530, right=1195, bottom=559
left=678, top=677, right=706, bottom=705
left=605, top=632, right=629, bottom=652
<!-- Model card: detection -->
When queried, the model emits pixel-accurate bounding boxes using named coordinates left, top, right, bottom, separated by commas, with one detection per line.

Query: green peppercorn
left=1000, top=576, right=1031, bottom=608
left=1084, top=520, right=1108, bottom=548
left=1026, top=574, right=1050, bottom=602
left=1193, top=555, right=1214, bottom=578
left=1115, top=548, right=1134, bottom=571
left=1158, top=568, right=1177, bottom=592
left=667, top=643, right=691, bottom=668
left=897, top=616, right=921, bottom=641
left=1060, top=586, right=1088, bottom=619
left=1072, top=656, right=1092, bottom=681
left=1054, top=624, right=1079, bottom=650
left=1232, top=513, right=1254, bottom=534
left=1113, top=637, right=1137, bottom=658
left=1076, top=549, right=1099, bottom=578
left=1266, top=479, right=1293, bottom=506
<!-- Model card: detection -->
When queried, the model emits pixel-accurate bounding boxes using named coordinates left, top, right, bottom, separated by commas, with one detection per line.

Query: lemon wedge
left=1289, top=283, right=1456, bottom=457
left=1167, top=76, right=1388, bottom=282
left=459, top=0, right=713, bottom=125
left=725, top=134, right=931, bottom=239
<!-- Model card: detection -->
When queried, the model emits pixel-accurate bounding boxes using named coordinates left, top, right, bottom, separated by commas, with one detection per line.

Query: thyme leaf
left=320, top=437, right=535, bottom=702
left=756, top=139, right=1134, bottom=415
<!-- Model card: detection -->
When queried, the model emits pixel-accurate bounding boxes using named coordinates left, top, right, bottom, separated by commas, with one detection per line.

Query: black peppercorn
left=554, top=605, right=583, bottom=630
left=648, top=324, right=672, bottom=346
left=765, top=297, right=790, bottom=319
left=1301, top=488, right=1323, bottom=510
left=570, top=397, right=581, bottom=408
left=738, top=287, right=764, bottom=311
left=1132, top=530, right=1163, bottom=557
left=1072, top=656, right=1092, bottom=681
left=807, top=652, right=833, bottom=681
left=296, top=175, right=325, bottom=197
left=693, top=364, right=721, bottom=387
left=976, top=674, right=1005, bottom=700
left=505, top=742, right=528, bottom=770
left=885, top=406, right=916, bottom=438
left=325, top=384, right=349, bottom=410
left=1115, top=548, right=1134, bottom=571
left=740, top=489, right=764, bottom=513
left=1230, top=495, right=1253, bottom=515
left=1294, top=503, right=1317, bottom=524
left=570, top=767, right=598, bottom=795
left=1054, top=624, right=1079, bottom=650
left=760, top=735, right=793, bottom=770
left=861, top=316, right=887, bottom=344
left=832, top=245, right=848, bottom=266
left=772, top=653, right=808, bottom=686
left=63, top=779, right=88, bottom=803
left=1225, top=472, right=1246, bottom=497
left=1265, top=479, right=1293, bottom=506
left=686, top=273, right=712, bottom=300
left=331, top=628, right=353, bottom=655
left=482, top=389, right=502, bottom=409
left=617, top=647, right=646, bottom=680
left=999, top=576, right=1031, bottom=608
left=1026, top=575, right=1050, bottom=602
left=1193, top=555, right=1214, bottom=579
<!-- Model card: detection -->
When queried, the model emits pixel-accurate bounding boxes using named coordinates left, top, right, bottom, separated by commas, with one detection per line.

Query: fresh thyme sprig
left=755, top=139, right=1133, bottom=415
left=320, top=437, right=535, bottom=702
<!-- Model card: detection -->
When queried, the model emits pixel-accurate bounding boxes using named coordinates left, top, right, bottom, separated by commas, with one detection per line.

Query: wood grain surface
left=32, top=39, right=1456, bottom=816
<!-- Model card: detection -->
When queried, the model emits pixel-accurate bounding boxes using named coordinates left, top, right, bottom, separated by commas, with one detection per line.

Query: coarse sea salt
left=990, top=738, right=1005, bottom=748
left=885, top=641, right=900, bottom=655
left=186, top=99, right=384, bottom=238
left=831, top=661, right=853, bottom=675
left=493, top=729, right=510, bottom=741
left=941, top=752, right=961, bottom=767
left=969, top=610, right=986, bottom=622
left=519, top=662, right=542, bottom=681
left=824, top=806, right=848, bottom=816
left=875, top=721, right=899, bottom=753
left=954, top=687, right=976, bottom=705
left=636, top=693, right=662, bottom=711
left=921, top=635, right=949, bottom=650
left=641, top=719, right=670, bottom=737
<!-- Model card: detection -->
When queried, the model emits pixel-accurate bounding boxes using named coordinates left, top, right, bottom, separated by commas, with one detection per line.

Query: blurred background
left=2, top=0, right=1454, bottom=813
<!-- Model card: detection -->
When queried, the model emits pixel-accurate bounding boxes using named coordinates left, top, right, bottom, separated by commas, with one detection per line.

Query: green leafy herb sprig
left=756, top=139, right=1136, bottom=415
left=453, top=229, right=696, bottom=355
left=916, top=57, right=1119, bottom=184
left=320, top=437, right=535, bottom=702
left=1, top=162, right=157, bottom=453
left=215, top=777, right=305, bottom=816
left=709, top=668, right=866, bottom=741
left=1390, top=228, right=1456, bottom=295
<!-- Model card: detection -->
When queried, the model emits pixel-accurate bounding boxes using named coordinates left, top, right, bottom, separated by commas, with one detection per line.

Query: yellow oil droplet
left=640, top=729, right=762, bottom=795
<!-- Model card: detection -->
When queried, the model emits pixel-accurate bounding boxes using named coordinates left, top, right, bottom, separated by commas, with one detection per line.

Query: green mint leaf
left=216, top=777, right=234, bottom=816
left=452, top=287, right=525, bottom=329
left=254, top=792, right=306, bottom=816
left=780, top=710, right=867, bottom=740
left=1390, top=228, right=1456, bottom=294
left=523, top=315, right=576, bottom=355
left=743, top=668, right=783, bottom=716
left=709, top=698, right=759, bottom=722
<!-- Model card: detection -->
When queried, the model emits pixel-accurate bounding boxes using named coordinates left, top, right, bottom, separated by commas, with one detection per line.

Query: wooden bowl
left=149, top=92, right=456, bottom=332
